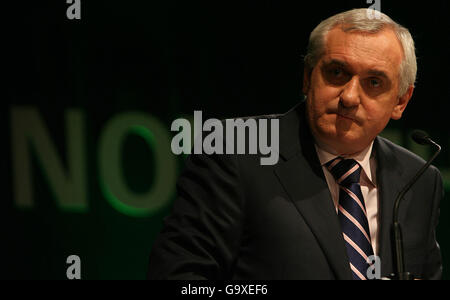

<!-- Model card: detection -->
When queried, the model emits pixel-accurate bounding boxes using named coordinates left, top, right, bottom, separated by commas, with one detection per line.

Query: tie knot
left=325, top=157, right=361, bottom=186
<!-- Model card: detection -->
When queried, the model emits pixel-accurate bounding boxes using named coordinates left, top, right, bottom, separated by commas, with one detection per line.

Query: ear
left=302, top=67, right=311, bottom=95
left=391, top=85, right=414, bottom=120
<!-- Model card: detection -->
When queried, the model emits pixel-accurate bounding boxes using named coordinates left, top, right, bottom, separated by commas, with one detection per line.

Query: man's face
left=303, top=26, right=413, bottom=155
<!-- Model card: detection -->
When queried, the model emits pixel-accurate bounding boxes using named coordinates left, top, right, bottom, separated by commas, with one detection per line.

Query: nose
left=339, top=76, right=361, bottom=108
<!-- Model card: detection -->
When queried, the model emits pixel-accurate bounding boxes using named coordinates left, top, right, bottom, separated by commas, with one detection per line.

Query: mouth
left=336, top=113, right=356, bottom=122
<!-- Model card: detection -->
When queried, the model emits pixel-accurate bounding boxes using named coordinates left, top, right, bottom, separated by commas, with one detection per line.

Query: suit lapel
left=274, top=103, right=413, bottom=279
left=274, top=103, right=353, bottom=280
left=374, top=137, right=405, bottom=277
left=275, top=154, right=353, bottom=280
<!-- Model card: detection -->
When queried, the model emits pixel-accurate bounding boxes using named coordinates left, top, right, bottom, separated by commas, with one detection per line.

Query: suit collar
left=275, top=101, right=353, bottom=279
left=373, top=136, right=405, bottom=277
left=277, top=102, right=304, bottom=161
left=315, top=141, right=376, bottom=186
left=275, top=102, right=409, bottom=279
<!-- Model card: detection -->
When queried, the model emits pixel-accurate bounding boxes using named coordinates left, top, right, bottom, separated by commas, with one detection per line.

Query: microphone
left=391, top=130, right=441, bottom=280
left=412, top=130, right=441, bottom=150
left=411, top=130, right=430, bottom=145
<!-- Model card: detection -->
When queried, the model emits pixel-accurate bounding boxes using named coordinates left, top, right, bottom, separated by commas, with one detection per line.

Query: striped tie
left=326, top=157, right=374, bottom=280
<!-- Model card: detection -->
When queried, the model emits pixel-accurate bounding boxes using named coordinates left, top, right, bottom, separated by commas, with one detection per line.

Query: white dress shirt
left=314, top=142, right=379, bottom=255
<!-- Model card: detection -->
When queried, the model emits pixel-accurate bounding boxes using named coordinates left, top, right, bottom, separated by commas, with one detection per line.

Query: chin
left=319, top=128, right=367, bottom=153
left=338, top=131, right=366, bottom=144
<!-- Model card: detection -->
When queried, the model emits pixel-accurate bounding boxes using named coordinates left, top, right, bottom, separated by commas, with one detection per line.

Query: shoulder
left=376, top=136, right=425, bottom=163
left=375, top=136, right=441, bottom=178
left=220, top=102, right=302, bottom=127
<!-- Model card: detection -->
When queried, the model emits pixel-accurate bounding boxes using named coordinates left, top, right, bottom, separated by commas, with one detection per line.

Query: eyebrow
left=323, top=59, right=348, bottom=68
left=322, top=59, right=390, bottom=80
left=367, top=69, right=389, bottom=80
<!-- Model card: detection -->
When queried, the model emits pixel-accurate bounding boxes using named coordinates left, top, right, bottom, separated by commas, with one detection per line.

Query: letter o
left=98, top=112, right=176, bottom=217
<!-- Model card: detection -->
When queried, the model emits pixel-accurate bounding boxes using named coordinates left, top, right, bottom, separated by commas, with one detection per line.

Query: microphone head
left=411, top=130, right=430, bottom=145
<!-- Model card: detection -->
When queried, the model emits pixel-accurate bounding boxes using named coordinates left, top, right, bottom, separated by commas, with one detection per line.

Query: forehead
left=321, top=26, right=404, bottom=76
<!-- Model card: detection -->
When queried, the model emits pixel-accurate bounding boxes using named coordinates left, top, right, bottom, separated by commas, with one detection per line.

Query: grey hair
left=304, top=8, right=417, bottom=96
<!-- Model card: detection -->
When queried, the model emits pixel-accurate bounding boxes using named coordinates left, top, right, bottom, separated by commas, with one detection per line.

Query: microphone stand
left=391, top=138, right=441, bottom=280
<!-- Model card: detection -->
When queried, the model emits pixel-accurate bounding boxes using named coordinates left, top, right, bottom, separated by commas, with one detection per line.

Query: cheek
left=364, top=103, right=394, bottom=130
left=308, top=80, right=340, bottom=112
left=366, top=99, right=394, bottom=118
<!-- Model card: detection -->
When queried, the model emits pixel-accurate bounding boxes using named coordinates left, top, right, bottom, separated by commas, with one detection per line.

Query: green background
left=4, top=0, right=450, bottom=279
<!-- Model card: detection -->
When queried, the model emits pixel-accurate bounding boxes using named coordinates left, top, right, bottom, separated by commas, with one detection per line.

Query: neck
left=313, top=138, right=369, bottom=157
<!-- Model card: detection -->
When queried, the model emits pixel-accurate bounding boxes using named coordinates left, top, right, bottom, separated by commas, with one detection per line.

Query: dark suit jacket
left=148, top=102, right=443, bottom=280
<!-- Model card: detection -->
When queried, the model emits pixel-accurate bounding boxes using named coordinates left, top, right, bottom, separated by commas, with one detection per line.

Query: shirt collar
left=314, top=141, right=375, bottom=184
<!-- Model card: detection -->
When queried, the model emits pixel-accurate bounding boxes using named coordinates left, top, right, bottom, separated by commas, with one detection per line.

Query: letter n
left=10, top=106, right=87, bottom=211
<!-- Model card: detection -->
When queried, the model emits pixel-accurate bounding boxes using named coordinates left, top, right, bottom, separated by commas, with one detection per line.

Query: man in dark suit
left=148, top=8, right=443, bottom=280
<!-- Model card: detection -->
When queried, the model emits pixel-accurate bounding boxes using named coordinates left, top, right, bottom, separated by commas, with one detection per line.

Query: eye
left=368, top=77, right=382, bottom=88
left=322, top=64, right=351, bottom=85
left=331, top=68, right=344, bottom=77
